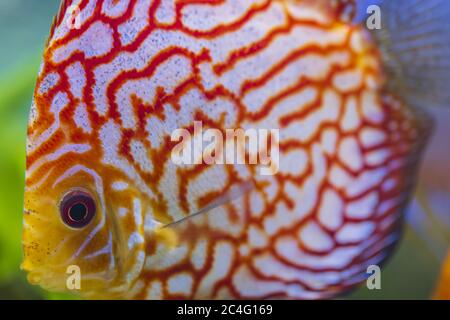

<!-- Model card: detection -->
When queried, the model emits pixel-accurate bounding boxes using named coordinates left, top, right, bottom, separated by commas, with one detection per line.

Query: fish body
left=22, top=0, right=444, bottom=299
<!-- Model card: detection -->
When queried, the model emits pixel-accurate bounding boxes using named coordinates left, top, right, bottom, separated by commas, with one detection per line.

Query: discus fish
left=21, top=0, right=450, bottom=299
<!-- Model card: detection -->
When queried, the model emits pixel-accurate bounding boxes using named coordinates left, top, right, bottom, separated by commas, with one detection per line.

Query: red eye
left=60, top=190, right=96, bottom=229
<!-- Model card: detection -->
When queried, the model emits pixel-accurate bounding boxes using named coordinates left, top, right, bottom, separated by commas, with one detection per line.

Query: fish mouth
left=21, top=261, right=120, bottom=296
left=21, top=263, right=69, bottom=293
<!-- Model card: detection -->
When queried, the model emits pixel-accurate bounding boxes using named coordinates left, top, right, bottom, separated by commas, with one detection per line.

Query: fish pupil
left=60, top=191, right=96, bottom=228
left=69, top=203, right=87, bottom=222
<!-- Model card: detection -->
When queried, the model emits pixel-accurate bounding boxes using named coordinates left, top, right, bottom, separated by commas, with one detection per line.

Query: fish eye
left=60, top=190, right=96, bottom=229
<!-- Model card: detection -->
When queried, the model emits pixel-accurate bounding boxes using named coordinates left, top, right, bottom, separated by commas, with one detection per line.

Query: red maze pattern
left=27, top=0, right=431, bottom=299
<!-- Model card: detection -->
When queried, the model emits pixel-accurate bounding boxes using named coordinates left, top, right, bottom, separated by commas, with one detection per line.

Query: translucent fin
left=374, top=0, right=450, bottom=109
left=164, top=180, right=254, bottom=228
left=153, top=228, right=180, bottom=251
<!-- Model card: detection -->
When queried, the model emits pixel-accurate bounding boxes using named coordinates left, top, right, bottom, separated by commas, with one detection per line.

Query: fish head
left=22, top=119, right=146, bottom=298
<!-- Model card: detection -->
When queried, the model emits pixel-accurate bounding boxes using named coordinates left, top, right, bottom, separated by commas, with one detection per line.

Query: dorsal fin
left=47, top=0, right=75, bottom=46
left=373, top=0, right=450, bottom=109
left=281, top=0, right=357, bottom=22
left=331, top=0, right=357, bottom=22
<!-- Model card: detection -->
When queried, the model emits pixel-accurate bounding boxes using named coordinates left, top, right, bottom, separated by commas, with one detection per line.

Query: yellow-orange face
left=22, top=97, right=147, bottom=298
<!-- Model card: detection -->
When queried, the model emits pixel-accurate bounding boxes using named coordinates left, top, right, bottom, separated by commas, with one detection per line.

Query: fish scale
left=22, top=0, right=434, bottom=299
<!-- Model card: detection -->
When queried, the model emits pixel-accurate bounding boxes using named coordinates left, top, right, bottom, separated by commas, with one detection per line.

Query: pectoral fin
left=164, top=180, right=254, bottom=229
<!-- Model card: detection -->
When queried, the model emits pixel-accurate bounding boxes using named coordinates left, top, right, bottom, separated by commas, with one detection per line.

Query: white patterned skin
left=22, top=0, right=431, bottom=299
